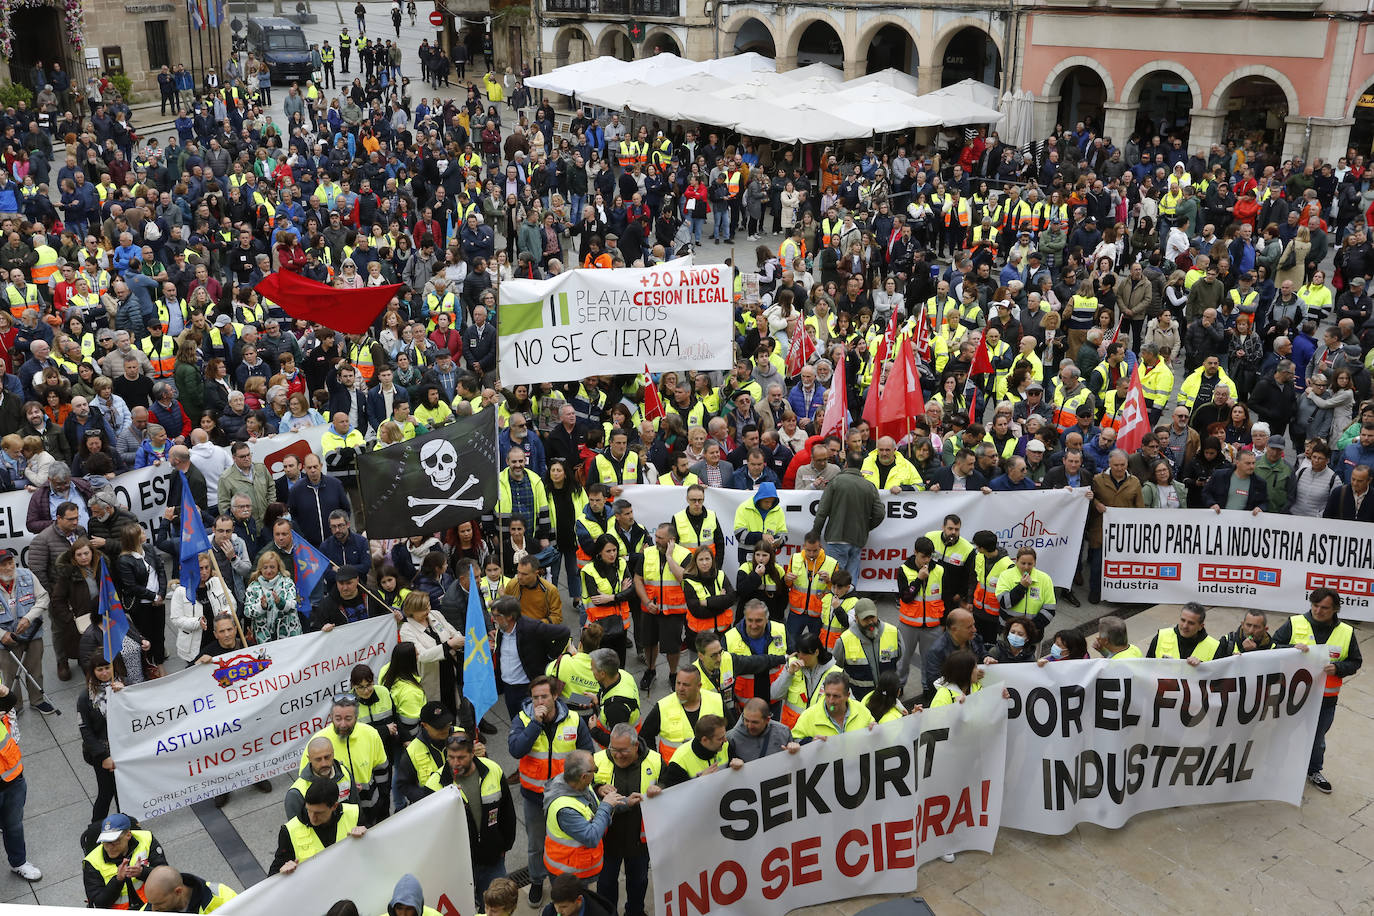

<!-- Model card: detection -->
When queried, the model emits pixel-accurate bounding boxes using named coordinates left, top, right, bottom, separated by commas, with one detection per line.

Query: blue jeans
left=713, top=209, right=730, bottom=240
left=570, top=195, right=585, bottom=222
left=598, top=848, right=650, bottom=916
left=473, top=860, right=507, bottom=906
left=691, top=217, right=705, bottom=244
left=523, top=791, right=549, bottom=886
left=825, top=542, right=863, bottom=585
left=1310, top=700, right=1337, bottom=774
left=0, top=775, right=27, bottom=868
left=503, top=682, right=530, bottom=719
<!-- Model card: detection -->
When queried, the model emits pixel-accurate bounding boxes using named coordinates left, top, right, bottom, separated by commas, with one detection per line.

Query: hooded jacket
left=384, top=874, right=442, bottom=916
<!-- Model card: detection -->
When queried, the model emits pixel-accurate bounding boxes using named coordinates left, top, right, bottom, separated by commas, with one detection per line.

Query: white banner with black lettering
left=620, top=486, right=1090, bottom=591
left=642, top=689, right=1007, bottom=916
left=218, top=785, right=475, bottom=916
left=985, top=650, right=1327, bottom=834
left=1101, top=508, right=1374, bottom=621
left=497, top=260, right=733, bottom=385
left=109, top=616, right=397, bottom=818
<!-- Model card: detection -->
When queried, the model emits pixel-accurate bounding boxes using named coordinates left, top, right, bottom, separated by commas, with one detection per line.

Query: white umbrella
left=617, top=75, right=729, bottom=121
left=911, top=91, right=1005, bottom=127
left=777, top=62, right=845, bottom=84
left=525, top=56, right=635, bottom=96
left=925, top=77, right=1002, bottom=110
left=731, top=101, right=870, bottom=144
left=843, top=68, right=922, bottom=96
left=782, top=83, right=939, bottom=133
left=701, top=52, right=776, bottom=80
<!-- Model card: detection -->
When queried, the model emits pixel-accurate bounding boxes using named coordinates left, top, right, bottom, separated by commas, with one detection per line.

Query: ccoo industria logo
left=212, top=651, right=274, bottom=688
left=503, top=293, right=571, bottom=334
left=996, top=511, right=1069, bottom=549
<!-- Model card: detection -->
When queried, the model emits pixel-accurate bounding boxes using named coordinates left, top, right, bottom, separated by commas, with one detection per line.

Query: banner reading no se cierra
left=109, top=616, right=397, bottom=818
left=497, top=260, right=734, bottom=386
left=1101, top=508, right=1374, bottom=621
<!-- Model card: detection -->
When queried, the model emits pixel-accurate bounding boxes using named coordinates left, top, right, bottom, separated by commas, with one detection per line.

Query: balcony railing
left=544, top=0, right=680, bottom=16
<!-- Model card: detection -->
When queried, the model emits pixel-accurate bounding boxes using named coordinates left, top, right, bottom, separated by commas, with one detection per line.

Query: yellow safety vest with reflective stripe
left=1139, top=359, right=1174, bottom=409
left=671, top=739, right=730, bottom=779
left=547, top=651, right=598, bottom=712
left=83, top=830, right=156, bottom=907
left=671, top=509, right=717, bottom=555
left=516, top=708, right=581, bottom=793
left=31, top=245, right=58, bottom=284
left=787, top=553, right=837, bottom=617
left=593, top=450, right=639, bottom=487
left=545, top=794, right=604, bottom=878
left=654, top=691, right=722, bottom=762
left=641, top=543, right=689, bottom=615
left=1153, top=627, right=1220, bottom=662
left=595, top=670, right=641, bottom=735
left=284, top=803, right=359, bottom=865
left=995, top=566, right=1055, bottom=621
left=5, top=284, right=37, bottom=317
left=141, top=335, right=176, bottom=378
left=723, top=620, right=786, bottom=700
left=1289, top=616, right=1353, bottom=697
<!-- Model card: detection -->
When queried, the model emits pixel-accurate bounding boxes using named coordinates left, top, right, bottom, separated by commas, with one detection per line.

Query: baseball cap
left=1076, top=404, right=1095, bottom=418
left=335, top=565, right=359, bottom=582
left=420, top=701, right=454, bottom=729
left=854, top=598, right=879, bottom=622
left=98, top=814, right=133, bottom=843
left=214, top=314, right=233, bottom=327
left=1026, top=381, right=1044, bottom=393
left=1268, top=434, right=1287, bottom=449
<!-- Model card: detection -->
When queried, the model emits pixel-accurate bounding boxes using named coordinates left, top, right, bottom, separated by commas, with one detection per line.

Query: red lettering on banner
left=760, top=847, right=788, bottom=901
left=836, top=829, right=868, bottom=877
left=710, top=861, right=746, bottom=906
left=920, top=795, right=950, bottom=842
left=792, top=835, right=823, bottom=887
left=884, top=820, right=915, bottom=869
left=435, top=893, right=463, bottom=916
left=667, top=860, right=751, bottom=915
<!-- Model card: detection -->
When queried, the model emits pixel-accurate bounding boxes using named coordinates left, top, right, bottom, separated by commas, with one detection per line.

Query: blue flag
left=178, top=471, right=212, bottom=600
left=291, top=532, right=329, bottom=619
left=97, top=557, right=129, bottom=664
left=462, top=568, right=498, bottom=726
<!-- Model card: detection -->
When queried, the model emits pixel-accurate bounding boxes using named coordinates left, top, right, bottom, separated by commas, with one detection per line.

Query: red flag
left=1108, top=313, right=1123, bottom=346
left=969, top=330, right=995, bottom=376
left=642, top=364, right=666, bottom=422
left=820, top=348, right=848, bottom=438
left=913, top=308, right=932, bottom=364
left=1115, top=367, right=1152, bottom=453
left=786, top=326, right=817, bottom=377
left=897, top=338, right=925, bottom=420
left=253, top=271, right=400, bottom=335
left=964, top=378, right=979, bottom=425
left=878, top=341, right=916, bottom=441
left=875, top=310, right=899, bottom=366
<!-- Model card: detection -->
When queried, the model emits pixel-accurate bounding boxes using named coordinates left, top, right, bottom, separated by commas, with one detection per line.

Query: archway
left=940, top=26, right=1000, bottom=88
left=865, top=23, right=917, bottom=76
left=1054, top=66, right=1107, bottom=133
left=1132, top=70, right=1194, bottom=143
left=731, top=17, right=775, bottom=57
left=643, top=31, right=680, bottom=57
left=597, top=29, right=634, bottom=62
left=1220, top=76, right=1289, bottom=154
left=7, top=6, right=67, bottom=86
left=795, top=20, right=844, bottom=69
left=553, top=25, right=592, bottom=68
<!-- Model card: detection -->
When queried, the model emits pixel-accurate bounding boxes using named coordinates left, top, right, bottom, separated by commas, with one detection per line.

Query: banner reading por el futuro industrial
left=1100, top=508, right=1374, bottom=621
left=642, top=689, right=1007, bottom=916
left=497, top=259, right=733, bottom=385
left=109, top=616, right=397, bottom=818
left=620, top=485, right=1090, bottom=591
left=985, top=650, right=1327, bottom=834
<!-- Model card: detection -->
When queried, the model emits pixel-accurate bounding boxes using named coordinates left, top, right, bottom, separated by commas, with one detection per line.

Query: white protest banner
left=249, top=424, right=329, bottom=473
left=0, top=465, right=170, bottom=567
left=497, top=260, right=733, bottom=385
left=1101, top=507, right=1374, bottom=621
left=643, top=689, right=1006, bottom=916
left=219, top=785, right=476, bottom=916
left=621, top=485, right=1090, bottom=591
left=109, top=616, right=397, bottom=818
left=985, top=650, right=1326, bottom=834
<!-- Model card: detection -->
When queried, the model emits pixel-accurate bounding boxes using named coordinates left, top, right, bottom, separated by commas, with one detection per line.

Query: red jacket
left=412, top=219, right=443, bottom=250
left=428, top=328, right=462, bottom=360
left=684, top=183, right=709, bottom=216
left=276, top=242, right=307, bottom=272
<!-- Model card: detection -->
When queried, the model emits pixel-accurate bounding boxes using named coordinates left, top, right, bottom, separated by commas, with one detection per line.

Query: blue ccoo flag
left=290, top=532, right=328, bottom=620
left=178, top=471, right=212, bottom=600
left=462, top=567, right=498, bottom=726
left=97, top=557, right=129, bottom=663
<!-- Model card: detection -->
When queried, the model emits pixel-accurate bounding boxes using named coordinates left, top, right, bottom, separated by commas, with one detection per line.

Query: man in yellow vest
left=790, top=669, right=875, bottom=741
left=638, top=664, right=722, bottom=763
left=784, top=533, right=837, bottom=646
left=1274, top=587, right=1362, bottom=794
left=832, top=599, right=900, bottom=699
left=82, top=814, right=167, bottom=908
left=302, top=695, right=389, bottom=825
left=1146, top=602, right=1219, bottom=663
left=635, top=522, right=690, bottom=690
left=660, top=714, right=740, bottom=787
left=592, top=722, right=661, bottom=916
left=510, top=674, right=595, bottom=908
left=1137, top=343, right=1174, bottom=425
left=140, top=866, right=237, bottom=913
left=588, top=648, right=640, bottom=748
left=1093, top=615, right=1143, bottom=660
left=543, top=749, right=624, bottom=884
left=268, top=778, right=367, bottom=874
left=285, top=736, right=356, bottom=818
left=394, top=702, right=455, bottom=808
left=547, top=626, right=599, bottom=716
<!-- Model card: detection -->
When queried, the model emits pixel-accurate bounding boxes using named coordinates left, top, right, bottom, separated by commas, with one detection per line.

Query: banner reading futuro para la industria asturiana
left=497, top=258, right=733, bottom=385
left=643, top=689, right=1007, bottom=916
left=621, top=485, right=1090, bottom=591
left=986, top=650, right=1326, bottom=834
left=109, top=616, right=397, bottom=818
left=1101, top=507, right=1374, bottom=621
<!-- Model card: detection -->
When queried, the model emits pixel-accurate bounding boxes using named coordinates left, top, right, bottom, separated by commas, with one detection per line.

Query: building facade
left=536, top=0, right=1374, bottom=164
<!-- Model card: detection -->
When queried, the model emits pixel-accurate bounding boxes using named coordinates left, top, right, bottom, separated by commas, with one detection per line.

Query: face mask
left=1049, top=644, right=1065, bottom=660
left=1008, top=633, right=1026, bottom=649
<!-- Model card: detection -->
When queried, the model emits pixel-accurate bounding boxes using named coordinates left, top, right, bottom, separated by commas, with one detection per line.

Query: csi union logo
left=212, top=652, right=274, bottom=687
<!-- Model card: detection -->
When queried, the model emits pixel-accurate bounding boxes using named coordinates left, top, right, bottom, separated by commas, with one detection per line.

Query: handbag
left=1279, top=244, right=1297, bottom=272
left=142, top=652, right=164, bottom=680
left=533, top=544, right=560, bottom=569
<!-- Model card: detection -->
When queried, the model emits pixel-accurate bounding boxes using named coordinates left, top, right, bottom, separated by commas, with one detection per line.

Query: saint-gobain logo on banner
left=212, top=652, right=274, bottom=687
left=997, top=511, right=1069, bottom=549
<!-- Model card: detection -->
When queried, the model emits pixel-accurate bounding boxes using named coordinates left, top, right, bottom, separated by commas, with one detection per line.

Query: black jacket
left=493, top=615, right=569, bottom=690
left=436, top=757, right=516, bottom=865
left=1324, top=483, right=1374, bottom=522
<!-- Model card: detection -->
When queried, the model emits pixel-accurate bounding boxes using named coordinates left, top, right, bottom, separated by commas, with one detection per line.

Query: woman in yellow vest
left=930, top=648, right=983, bottom=707
left=379, top=642, right=427, bottom=741
left=581, top=535, right=633, bottom=664
left=269, top=778, right=366, bottom=875
left=683, top=545, right=736, bottom=636
left=863, top=670, right=907, bottom=724
left=736, top=542, right=788, bottom=623
left=350, top=662, right=398, bottom=758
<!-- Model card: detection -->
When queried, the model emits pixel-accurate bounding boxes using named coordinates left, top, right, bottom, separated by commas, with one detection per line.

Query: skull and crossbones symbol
left=410, top=439, right=484, bottom=526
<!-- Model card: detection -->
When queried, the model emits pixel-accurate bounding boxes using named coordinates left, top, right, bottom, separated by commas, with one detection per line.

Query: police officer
left=320, top=39, right=336, bottom=88
left=339, top=27, right=353, bottom=72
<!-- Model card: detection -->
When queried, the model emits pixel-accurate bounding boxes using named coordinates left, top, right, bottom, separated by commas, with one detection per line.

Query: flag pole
left=102, top=558, right=112, bottom=664
left=205, top=550, right=251, bottom=650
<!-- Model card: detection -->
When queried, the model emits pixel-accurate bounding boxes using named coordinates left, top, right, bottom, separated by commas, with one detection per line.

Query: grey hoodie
left=542, top=772, right=614, bottom=847
left=387, top=874, right=426, bottom=916
left=725, top=717, right=792, bottom=762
